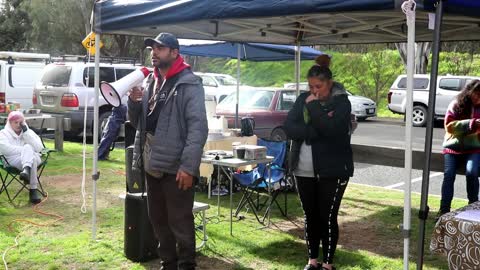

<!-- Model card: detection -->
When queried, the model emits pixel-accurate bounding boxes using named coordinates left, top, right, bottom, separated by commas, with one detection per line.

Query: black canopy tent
left=92, top=1, right=480, bottom=269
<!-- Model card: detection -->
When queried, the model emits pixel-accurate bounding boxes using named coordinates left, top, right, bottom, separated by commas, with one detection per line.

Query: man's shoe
left=20, top=166, right=31, bottom=184
left=304, top=264, right=319, bottom=270
left=29, top=189, right=42, bottom=204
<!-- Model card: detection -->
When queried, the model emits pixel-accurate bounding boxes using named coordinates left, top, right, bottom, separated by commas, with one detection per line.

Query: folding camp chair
left=233, top=138, right=289, bottom=225
left=0, top=148, right=54, bottom=204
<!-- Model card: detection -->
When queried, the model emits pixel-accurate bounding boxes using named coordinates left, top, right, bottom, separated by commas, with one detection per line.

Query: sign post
left=82, top=32, right=104, bottom=55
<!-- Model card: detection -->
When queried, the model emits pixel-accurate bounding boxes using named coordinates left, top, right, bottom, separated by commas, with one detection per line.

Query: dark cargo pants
left=146, top=173, right=196, bottom=270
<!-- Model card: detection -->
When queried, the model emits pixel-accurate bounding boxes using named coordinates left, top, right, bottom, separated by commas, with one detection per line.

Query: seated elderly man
left=0, top=111, right=44, bottom=204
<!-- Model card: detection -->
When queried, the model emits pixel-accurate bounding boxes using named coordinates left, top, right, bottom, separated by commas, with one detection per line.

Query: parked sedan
left=284, top=82, right=377, bottom=120
left=216, top=88, right=306, bottom=141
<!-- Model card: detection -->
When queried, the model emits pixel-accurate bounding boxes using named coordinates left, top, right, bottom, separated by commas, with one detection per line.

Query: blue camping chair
left=233, top=138, right=289, bottom=224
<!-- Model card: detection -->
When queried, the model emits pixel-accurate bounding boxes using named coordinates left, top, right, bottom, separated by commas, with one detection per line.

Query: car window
left=439, top=78, right=461, bottom=91
left=83, top=67, right=116, bottom=87
left=201, top=76, right=217, bottom=87
left=465, top=78, right=480, bottom=87
left=218, top=89, right=274, bottom=110
left=115, top=68, right=135, bottom=80
left=40, top=65, right=72, bottom=87
left=277, top=91, right=298, bottom=111
left=397, top=77, right=429, bottom=89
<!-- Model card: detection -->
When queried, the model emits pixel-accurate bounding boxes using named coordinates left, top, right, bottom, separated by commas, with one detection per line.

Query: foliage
left=437, top=52, right=480, bottom=76
left=19, top=0, right=90, bottom=55
left=15, top=0, right=145, bottom=58
left=0, top=0, right=30, bottom=51
left=334, top=49, right=404, bottom=104
left=193, top=48, right=480, bottom=118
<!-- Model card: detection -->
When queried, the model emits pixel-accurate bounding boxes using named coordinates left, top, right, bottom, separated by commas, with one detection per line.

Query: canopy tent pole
left=417, top=1, right=444, bottom=269
left=92, top=33, right=101, bottom=240
left=235, top=43, right=241, bottom=129
left=295, top=42, right=301, bottom=96
left=401, top=0, right=416, bottom=269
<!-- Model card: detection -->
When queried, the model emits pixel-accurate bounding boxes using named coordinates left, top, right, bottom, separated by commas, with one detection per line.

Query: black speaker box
left=124, top=121, right=136, bottom=148
left=125, top=145, right=144, bottom=193
left=124, top=192, right=158, bottom=262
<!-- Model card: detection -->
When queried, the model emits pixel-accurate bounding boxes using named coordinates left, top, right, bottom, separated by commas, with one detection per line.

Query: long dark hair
left=455, top=79, right=480, bottom=118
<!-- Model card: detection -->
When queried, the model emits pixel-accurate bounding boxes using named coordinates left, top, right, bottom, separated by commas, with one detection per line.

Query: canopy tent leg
left=92, top=33, right=101, bottom=241
left=417, top=1, right=444, bottom=269
left=235, top=44, right=241, bottom=129
left=401, top=0, right=416, bottom=269
left=295, top=43, right=301, bottom=96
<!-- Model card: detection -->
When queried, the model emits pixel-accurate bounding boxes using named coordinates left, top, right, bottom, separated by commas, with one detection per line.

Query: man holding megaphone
left=127, top=33, right=208, bottom=270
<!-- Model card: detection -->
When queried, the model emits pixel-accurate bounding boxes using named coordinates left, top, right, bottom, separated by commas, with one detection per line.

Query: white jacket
left=0, top=122, right=43, bottom=161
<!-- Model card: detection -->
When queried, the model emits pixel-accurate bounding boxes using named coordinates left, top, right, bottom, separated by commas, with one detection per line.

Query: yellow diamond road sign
left=82, top=32, right=104, bottom=55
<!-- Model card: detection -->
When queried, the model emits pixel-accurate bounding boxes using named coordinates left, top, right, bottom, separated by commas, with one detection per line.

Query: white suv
left=388, top=74, right=480, bottom=127
left=284, top=82, right=377, bottom=121
left=32, top=61, right=137, bottom=136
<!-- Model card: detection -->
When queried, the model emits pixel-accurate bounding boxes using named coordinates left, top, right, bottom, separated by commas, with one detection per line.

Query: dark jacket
left=128, top=65, right=208, bottom=178
left=284, top=84, right=354, bottom=179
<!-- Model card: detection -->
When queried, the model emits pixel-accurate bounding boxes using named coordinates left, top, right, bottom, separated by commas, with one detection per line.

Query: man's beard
left=155, top=58, right=173, bottom=69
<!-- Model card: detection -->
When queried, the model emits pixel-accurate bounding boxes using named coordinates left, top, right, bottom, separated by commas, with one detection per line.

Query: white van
left=0, top=52, right=50, bottom=109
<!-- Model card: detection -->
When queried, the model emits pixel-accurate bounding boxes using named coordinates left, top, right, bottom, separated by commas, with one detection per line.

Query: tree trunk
left=114, top=35, right=129, bottom=56
left=395, top=42, right=431, bottom=74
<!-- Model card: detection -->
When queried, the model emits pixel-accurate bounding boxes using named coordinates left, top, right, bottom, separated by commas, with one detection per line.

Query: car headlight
left=352, top=103, right=363, bottom=111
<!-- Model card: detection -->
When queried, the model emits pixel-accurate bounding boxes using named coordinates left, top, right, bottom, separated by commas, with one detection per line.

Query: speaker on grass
left=100, top=67, right=150, bottom=107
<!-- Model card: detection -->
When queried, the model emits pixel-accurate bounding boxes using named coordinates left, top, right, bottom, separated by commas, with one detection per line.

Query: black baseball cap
left=144, top=32, right=179, bottom=50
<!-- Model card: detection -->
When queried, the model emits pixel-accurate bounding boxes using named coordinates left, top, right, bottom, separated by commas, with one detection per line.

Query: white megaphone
left=100, top=67, right=150, bottom=107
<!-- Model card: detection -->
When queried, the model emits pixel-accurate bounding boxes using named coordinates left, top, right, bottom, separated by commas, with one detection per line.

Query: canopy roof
left=179, top=42, right=325, bottom=61
left=94, top=0, right=480, bottom=45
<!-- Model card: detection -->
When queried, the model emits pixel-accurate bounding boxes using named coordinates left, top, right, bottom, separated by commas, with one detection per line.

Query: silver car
left=284, top=82, right=377, bottom=121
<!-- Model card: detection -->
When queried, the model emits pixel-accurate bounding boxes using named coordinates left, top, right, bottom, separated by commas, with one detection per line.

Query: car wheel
left=270, top=127, right=287, bottom=141
left=412, top=105, right=428, bottom=127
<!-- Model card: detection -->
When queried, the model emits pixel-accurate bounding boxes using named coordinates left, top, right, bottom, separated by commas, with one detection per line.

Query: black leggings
left=296, top=176, right=348, bottom=264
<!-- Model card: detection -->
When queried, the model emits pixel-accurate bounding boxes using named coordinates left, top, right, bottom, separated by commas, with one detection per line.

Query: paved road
left=352, top=118, right=469, bottom=203
left=352, top=118, right=445, bottom=152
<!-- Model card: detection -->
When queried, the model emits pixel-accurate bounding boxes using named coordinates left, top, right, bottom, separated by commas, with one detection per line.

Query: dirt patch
left=273, top=216, right=402, bottom=258
left=42, top=170, right=124, bottom=190
left=42, top=174, right=85, bottom=189
left=271, top=217, right=305, bottom=240
left=40, top=174, right=124, bottom=208
left=139, top=255, right=239, bottom=270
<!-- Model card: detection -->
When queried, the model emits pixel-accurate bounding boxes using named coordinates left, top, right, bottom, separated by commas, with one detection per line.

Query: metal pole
left=295, top=43, right=301, bottom=96
left=417, top=1, right=444, bottom=269
left=235, top=44, right=240, bottom=129
left=402, top=0, right=416, bottom=268
left=92, top=32, right=101, bottom=240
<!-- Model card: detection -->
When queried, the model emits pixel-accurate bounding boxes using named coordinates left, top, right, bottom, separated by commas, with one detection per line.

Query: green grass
left=0, top=139, right=460, bottom=269
left=376, top=100, right=403, bottom=119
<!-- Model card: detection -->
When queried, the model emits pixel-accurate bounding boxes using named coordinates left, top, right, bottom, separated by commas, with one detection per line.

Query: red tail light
left=32, top=93, right=38, bottom=105
left=0, top=92, right=5, bottom=103
left=387, top=92, right=392, bottom=104
left=61, top=93, right=79, bottom=107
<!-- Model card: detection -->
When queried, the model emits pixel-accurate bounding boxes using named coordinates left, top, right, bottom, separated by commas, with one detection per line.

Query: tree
left=20, top=0, right=88, bottom=54
left=0, top=0, right=30, bottom=51
left=396, top=42, right=431, bottom=74
left=20, top=0, right=145, bottom=58
left=335, top=49, right=403, bottom=104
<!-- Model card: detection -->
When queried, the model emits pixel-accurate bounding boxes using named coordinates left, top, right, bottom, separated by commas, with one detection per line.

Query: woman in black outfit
left=284, top=65, right=354, bottom=270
